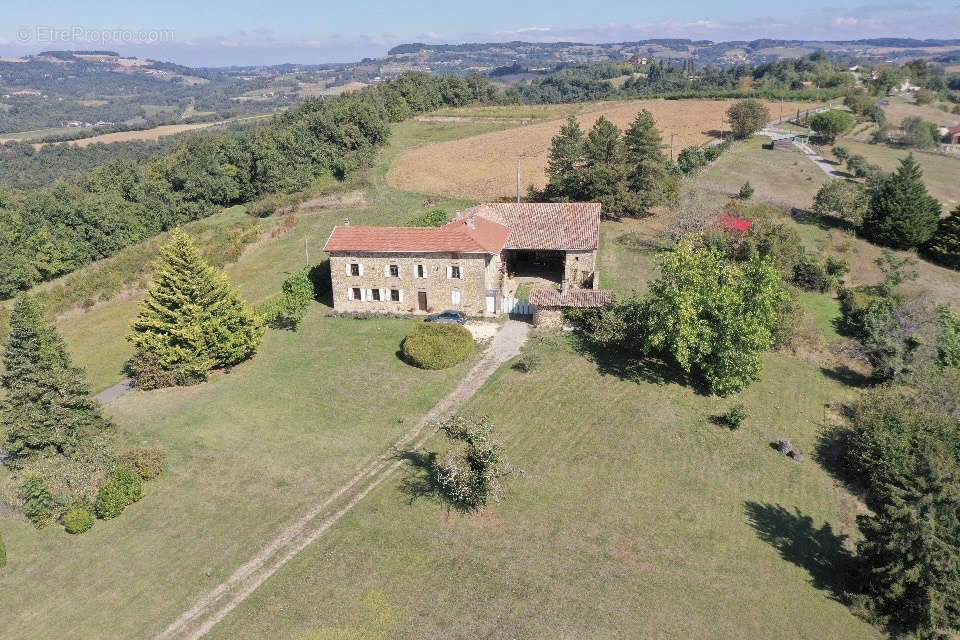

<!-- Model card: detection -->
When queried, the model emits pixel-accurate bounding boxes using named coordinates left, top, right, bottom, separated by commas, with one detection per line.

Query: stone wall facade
left=533, top=307, right=564, bottom=329
left=563, top=250, right=597, bottom=288
left=328, top=251, right=494, bottom=315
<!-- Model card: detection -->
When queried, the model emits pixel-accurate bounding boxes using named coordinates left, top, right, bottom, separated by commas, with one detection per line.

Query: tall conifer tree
left=925, top=206, right=960, bottom=270
left=863, top=154, right=941, bottom=249
left=857, top=455, right=960, bottom=637
left=128, top=228, right=263, bottom=387
left=1, top=295, right=112, bottom=460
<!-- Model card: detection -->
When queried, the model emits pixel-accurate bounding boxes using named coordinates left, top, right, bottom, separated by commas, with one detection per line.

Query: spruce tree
left=545, top=115, right=585, bottom=200
left=857, top=455, right=960, bottom=637
left=925, top=206, right=960, bottom=270
left=623, top=109, right=677, bottom=211
left=863, top=154, right=942, bottom=249
left=128, top=228, right=263, bottom=387
left=1, top=295, right=113, bottom=460
left=624, top=109, right=668, bottom=166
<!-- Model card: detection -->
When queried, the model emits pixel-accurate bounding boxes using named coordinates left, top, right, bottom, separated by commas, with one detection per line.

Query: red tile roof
left=323, top=202, right=601, bottom=254
left=323, top=217, right=510, bottom=254
left=456, top=202, right=600, bottom=250
left=528, top=288, right=615, bottom=308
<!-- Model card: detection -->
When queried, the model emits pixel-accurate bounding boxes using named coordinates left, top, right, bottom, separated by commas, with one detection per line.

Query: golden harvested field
left=881, top=98, right=959, bottom=127
left=388, top=99, right=822, bottom=200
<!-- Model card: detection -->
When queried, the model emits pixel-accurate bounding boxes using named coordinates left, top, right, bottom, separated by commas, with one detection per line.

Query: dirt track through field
left=153, top=320, right=530, bottom=640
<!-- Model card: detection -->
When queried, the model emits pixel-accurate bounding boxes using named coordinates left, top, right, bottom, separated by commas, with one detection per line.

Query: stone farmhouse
left=323, top=202, right=606, bottom=316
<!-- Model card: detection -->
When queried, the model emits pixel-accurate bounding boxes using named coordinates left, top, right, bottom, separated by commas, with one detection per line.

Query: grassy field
left=879, top=96, right=959, bottom=127
left=388, top=99, right=823, bottom=201
left=0, top=98, right=942, bottom=639
left=206, top=338, right=880, bottom=639
left=0, top=115, right=526, bottom=637
left=0, top=310, right=478, bottom=638
left=831, top=138, right=960, bottom=211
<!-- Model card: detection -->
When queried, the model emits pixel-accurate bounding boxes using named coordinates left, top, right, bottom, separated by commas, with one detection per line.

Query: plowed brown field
left=388, top=99, right=822, bottom=200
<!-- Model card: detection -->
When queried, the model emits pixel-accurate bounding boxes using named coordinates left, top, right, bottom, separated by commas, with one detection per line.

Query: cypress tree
left=863, top=154, right=942, bottom=249
left=127, top=228, right=263, bottom=387
left=857, top=455, right=960, bottom=636
left=924, top=206, right=960, bottom=270
left=1, top=295, right=113, bottom=460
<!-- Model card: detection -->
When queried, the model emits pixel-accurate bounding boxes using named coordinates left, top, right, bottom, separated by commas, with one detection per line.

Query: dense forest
left=504, top=53, right=858, bottom=104
left=0, top=72, right=497, bottom=298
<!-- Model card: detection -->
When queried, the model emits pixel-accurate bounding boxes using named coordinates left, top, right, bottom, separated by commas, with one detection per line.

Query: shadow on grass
left=790, top=207, right=855, bottom=233
left=744, top=501, right=856, bottom=603
left=820, top=365, right=874, bottom=388
left=397, top=449, right=442, bottom=505
left=572, top=335, right=709, bottom=395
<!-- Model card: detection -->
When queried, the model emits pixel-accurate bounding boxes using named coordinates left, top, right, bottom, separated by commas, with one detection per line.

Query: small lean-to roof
left=528, top=288, right=615, bottom=309
left=323, top=217, right=510, bottom=254
left=456, top=202, right=601, bottom=251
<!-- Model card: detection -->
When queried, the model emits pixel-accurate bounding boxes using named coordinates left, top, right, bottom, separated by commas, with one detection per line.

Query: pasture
left=387, top=99, right=822, bottom=200
left=1, top=99, right=947, bottom=639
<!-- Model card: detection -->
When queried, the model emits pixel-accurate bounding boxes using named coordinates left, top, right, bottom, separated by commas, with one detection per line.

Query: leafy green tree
left=256, top=268, right=314, bottom=330
left=813, top=180, right=870, bottom=227
left=808, top=110, right=855, bottom=143
left=857, top=455, right=960, bottom=638
left=924, top=206, right=960, bottom=269
left=676, top=146, right=707, bottom=174
left=902, top=116, right=940, bottom=150
left=1, top=295, right=113, bottom=460
left=128, top=228, right=263, bottom=387
left=832, top=145, right=850, bottom=162
left=738, top=182, right=754, bottom=200
left=644, top=240, right=788, bottom=395
left=405, top=208, right=448, bottom=227
left=726, top=100, right=771, bottom=139
left=862, top=154, right=942, bottom=249
left=433, top=415, right=509, bottom=512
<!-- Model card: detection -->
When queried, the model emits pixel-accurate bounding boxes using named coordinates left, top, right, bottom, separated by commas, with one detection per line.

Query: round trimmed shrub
left=63, top=508, right=95, bottom=534
left=402, top=324, right=475, bottom=370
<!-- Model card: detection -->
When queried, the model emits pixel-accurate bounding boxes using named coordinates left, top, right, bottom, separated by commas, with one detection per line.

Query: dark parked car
left=426, top=310, right=467, bottom=324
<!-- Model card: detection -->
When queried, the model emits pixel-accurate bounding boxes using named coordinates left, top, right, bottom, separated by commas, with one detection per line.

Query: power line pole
left=670, top=132, right=677, bottom=162
left=516, top=156, right=522, bottom=203
left=304, top=235, right=310, bottom=266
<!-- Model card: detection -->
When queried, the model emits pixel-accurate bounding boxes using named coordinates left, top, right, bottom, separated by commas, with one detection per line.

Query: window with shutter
left=416, top=264, right=426, bottom=278
left=370, top=289, right=381, bottom=302
left=399, top=289, right=405, bottom=303
left=450, top=265, right=462, bottom=279
left=390, top=289, right=400, bottom=302
left=358, top=263, right=365, bottom=276
left=349, top=263, right=359, bottom=276
left=389, top=264, right=399, bottom=278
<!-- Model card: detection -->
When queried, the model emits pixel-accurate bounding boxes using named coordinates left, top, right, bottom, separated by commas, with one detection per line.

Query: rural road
left=792, top=140, right=845, bottom=178
left=154, top=319, right=531, bottom=640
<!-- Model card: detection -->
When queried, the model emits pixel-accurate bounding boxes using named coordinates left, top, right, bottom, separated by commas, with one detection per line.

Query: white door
left=485, top=295, right=496, bottom=314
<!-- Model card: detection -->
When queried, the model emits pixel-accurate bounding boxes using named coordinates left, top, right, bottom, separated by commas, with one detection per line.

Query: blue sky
left=1, top=0, right=957, bottom=66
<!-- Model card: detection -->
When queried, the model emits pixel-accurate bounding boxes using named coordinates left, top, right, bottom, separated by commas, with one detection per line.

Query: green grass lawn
left=0, top=100, right=912, bottom=639
left=0, top=310, right=476, bottom=638
left=207, top=338, right=880, bottom=640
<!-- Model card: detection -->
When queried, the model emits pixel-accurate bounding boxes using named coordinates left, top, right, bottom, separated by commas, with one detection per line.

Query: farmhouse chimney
left=343, top=218, right=350, bottom=226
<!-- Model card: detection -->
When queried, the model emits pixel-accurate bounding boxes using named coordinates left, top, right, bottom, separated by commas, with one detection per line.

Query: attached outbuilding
left=528, top=288, right=615, bottom=329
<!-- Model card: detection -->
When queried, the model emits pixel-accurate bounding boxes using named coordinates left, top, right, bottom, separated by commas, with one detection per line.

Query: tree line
left=0, top=72, right=497, bottom=300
